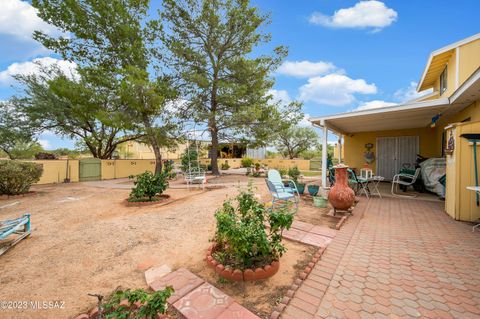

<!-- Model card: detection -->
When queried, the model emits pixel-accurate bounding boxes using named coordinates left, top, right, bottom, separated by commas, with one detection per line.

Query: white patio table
left=466, top=186, right=480, bottom=231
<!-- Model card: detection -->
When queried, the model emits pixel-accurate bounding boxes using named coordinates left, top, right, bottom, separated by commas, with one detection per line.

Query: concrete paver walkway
left=283, top=197, right=480, bottom=319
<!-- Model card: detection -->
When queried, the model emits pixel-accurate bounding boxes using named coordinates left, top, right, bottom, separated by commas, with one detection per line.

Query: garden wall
left=27, top=158, right=316, bottom=185
left=199, top=158, right=311, bottom=170
left=24, top=160, right=80, bottom=184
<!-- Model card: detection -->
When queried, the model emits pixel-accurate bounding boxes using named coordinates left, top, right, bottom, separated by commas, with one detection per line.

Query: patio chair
left=0, top=214, right=31, bottom=256
left=184, top=167, right=206, bottom=190
left=391, top=167, right=421, bottom=197
left=267, top=170, right=300, bottom=198
left=265, top=179, right=299, bottom=213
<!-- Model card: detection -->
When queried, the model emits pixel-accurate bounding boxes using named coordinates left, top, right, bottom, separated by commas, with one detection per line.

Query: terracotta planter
left=206, top=245, right=280, bottom=281
left=328, top=164, right=355, bottom=211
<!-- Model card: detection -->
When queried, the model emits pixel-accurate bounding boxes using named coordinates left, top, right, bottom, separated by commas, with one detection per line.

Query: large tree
left=0, top=102, right=39, bottom=160
left=161, top=0, right=301, bottom=175
left=31, top=0, right=179, bottom=172
left=275, top=126, right=319, bottom=159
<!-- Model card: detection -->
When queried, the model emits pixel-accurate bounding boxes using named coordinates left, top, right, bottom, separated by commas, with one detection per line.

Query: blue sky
left=0, top=0, right=479, bottom=149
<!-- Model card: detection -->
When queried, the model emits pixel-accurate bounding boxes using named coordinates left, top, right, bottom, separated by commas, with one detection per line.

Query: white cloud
left=309, top=1, right=398, bottom=31
left=354, top=100, right=397, bottom=111
left=38, top=139, right=52, bottom=150
left=0, top=57, right=77, bottom=86
left=394, top=81, right=434, bottom=103
left=277, top=61, right=338, bottom=78
left=299, top=74, right=377, bottom=106
left=0, top=0, right=60, bottom=39
left=268, top=89, right=292, bottom=105
left=299, top=114, right=314, bottom=127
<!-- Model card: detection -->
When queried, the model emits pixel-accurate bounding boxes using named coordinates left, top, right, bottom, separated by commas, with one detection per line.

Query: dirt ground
left=0, top=175, right=320, bottom=319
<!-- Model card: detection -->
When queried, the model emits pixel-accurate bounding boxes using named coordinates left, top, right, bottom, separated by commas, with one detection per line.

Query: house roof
left=417, top=33, right=480, bottom=92
left=310, top=67, right=480, bottom=135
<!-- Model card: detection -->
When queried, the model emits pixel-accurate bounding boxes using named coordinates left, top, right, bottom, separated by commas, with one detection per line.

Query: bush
left=181, top=148, right=198, bottom=172
left=162, top=160, right=176, bottom=180
left=128, top=171, right=168, bottom=202
left=221, top=160, right=230, bottom=170
left=35, top=152, right=57, bottom=160
left=288, top=166, right=301, bottom=184
left=103, top=287, right=174, bottom=319
left=278, top=168, right=287, bottom=177
left=213, top=185, right=294, bottom=269
left=240, top=157, right=253, bottom=168
left=0, top=160, right=43, bottom=195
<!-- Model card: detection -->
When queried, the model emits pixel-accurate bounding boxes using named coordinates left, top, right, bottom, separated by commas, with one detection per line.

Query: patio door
left=376, top=136, right=419, bottom=180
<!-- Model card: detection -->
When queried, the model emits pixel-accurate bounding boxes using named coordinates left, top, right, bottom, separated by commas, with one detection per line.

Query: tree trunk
left=150, top=136, right=163, bottom=174
left=210, top=128, right=220, bottom=176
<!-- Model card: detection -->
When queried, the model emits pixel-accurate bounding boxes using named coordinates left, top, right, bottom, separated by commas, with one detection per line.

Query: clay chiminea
left=328, top=164, right=355, bottom=214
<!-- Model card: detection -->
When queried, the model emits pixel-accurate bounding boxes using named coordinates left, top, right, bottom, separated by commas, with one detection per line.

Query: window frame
left=440, top=66, right=448, bottom=95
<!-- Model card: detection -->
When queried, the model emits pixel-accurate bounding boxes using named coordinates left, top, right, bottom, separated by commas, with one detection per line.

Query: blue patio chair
left=265, top=179, right=299, bottom=212
left=267, top=169, right=300, bottom=198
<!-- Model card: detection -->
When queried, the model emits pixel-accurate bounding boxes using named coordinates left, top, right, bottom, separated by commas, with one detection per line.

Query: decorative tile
left=149, top=268, right=204, bottom=303
left=173, top=282, right=233, bottom=319
left=310, top=225, right=337, bottom=238
left=216, top=302, right=260, bottom=319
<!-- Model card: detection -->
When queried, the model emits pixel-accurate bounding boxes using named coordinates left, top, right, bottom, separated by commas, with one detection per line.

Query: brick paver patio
left=283, top=197, right=480, bottom=319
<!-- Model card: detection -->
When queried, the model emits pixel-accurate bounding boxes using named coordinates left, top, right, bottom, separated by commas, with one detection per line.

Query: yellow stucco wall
left=199, top=158, right=311, bottom=170
left=459, top=39, right=480, bottom=85
left=445, top=120, right=480, bottom=222
left=29, top=160, right=80, bottom=184
left=107, top=160, right=156, bottom=179
left=342, top=127, right=440, bottom=174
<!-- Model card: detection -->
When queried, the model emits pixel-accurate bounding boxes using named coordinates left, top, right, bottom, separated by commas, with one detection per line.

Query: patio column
left=321, top=121, right=328, bottom=188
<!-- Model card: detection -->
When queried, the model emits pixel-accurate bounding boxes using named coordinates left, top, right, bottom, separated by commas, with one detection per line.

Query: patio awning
left=309, top=98, right=449, bottom=135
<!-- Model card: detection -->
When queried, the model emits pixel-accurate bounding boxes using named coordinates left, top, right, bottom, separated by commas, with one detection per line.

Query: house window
left=440, top=66, right=447, bottom=95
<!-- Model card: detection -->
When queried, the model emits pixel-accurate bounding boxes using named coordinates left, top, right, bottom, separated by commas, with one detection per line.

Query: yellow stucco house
left=310, top=33, right=480, bottom=222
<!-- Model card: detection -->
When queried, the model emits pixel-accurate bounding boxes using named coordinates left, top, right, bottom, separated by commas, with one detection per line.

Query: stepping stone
left=145, top=264, right=172, bottom=287
left=216, top=302, right=260, bottom=319
left=173, top=282, right=233, bottom=319
left=301, top=233, right=332, bottom=247
left=282, top=228, right=308, bottom=242
left=149, top=268, right=204, bottom=303
left=310, top=225, right=337, bottom=238
left=291, top=220, right=314, bottom=232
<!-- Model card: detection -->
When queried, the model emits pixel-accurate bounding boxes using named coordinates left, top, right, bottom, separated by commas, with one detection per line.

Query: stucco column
left=321, top=121, right=328, bottom=188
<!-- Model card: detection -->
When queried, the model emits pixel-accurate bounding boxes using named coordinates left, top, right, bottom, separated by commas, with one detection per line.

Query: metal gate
left=79, top=158, right=101, bottom=181
left=376, top=136, right=419, bottom=180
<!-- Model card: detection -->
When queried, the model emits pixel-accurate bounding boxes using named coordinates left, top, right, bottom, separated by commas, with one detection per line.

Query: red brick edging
left=206, top=244, right=280, bottom=281
left=270, top=246, right=326, bottom=319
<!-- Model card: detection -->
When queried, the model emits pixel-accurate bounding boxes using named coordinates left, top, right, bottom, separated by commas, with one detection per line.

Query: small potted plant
left=207, top=184, right=294, bottom=281
left=308, top=184, right=320, bottom=196
left=288, top=166, right=304, bottom=194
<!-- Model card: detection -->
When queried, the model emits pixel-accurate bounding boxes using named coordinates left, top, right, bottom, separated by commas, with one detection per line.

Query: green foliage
left=288, top=166, right=301, bottom=184
left=161, top=0, right=302, bottom=174
left=221, top=161, right=230, bottom=170
left=278, top=168, right=288, bottom=177
left=214, top=185, right=293, bottom=269
left=0, top=161, right=43, bottom=195
left=162, top=160, right=176, bottom=180
left=30, top=0, right=179, bottom=169
left=0, top=102, right=38, bottom=160
left=104, top=287, right=174, bottom=319
left=128, top=171, right=168, bottom=202
left=275, top=126, right=319, bottom=159
left=241, top=157, right=253, bottom=168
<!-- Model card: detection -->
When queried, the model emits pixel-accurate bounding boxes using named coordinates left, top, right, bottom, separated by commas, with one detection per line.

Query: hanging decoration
left=363, top=143, right=375, bottom=164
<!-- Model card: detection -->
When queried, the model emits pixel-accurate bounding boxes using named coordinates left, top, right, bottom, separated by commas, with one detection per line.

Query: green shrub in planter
left=214, top=184, right=294, bottom=269
left=241, top=157, right=253, bottom=168
left=128, top=171, right=168, bottom=202
left=288, top=166, right=301, bottom=184
left=0, top=160, right=43, bottom=195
